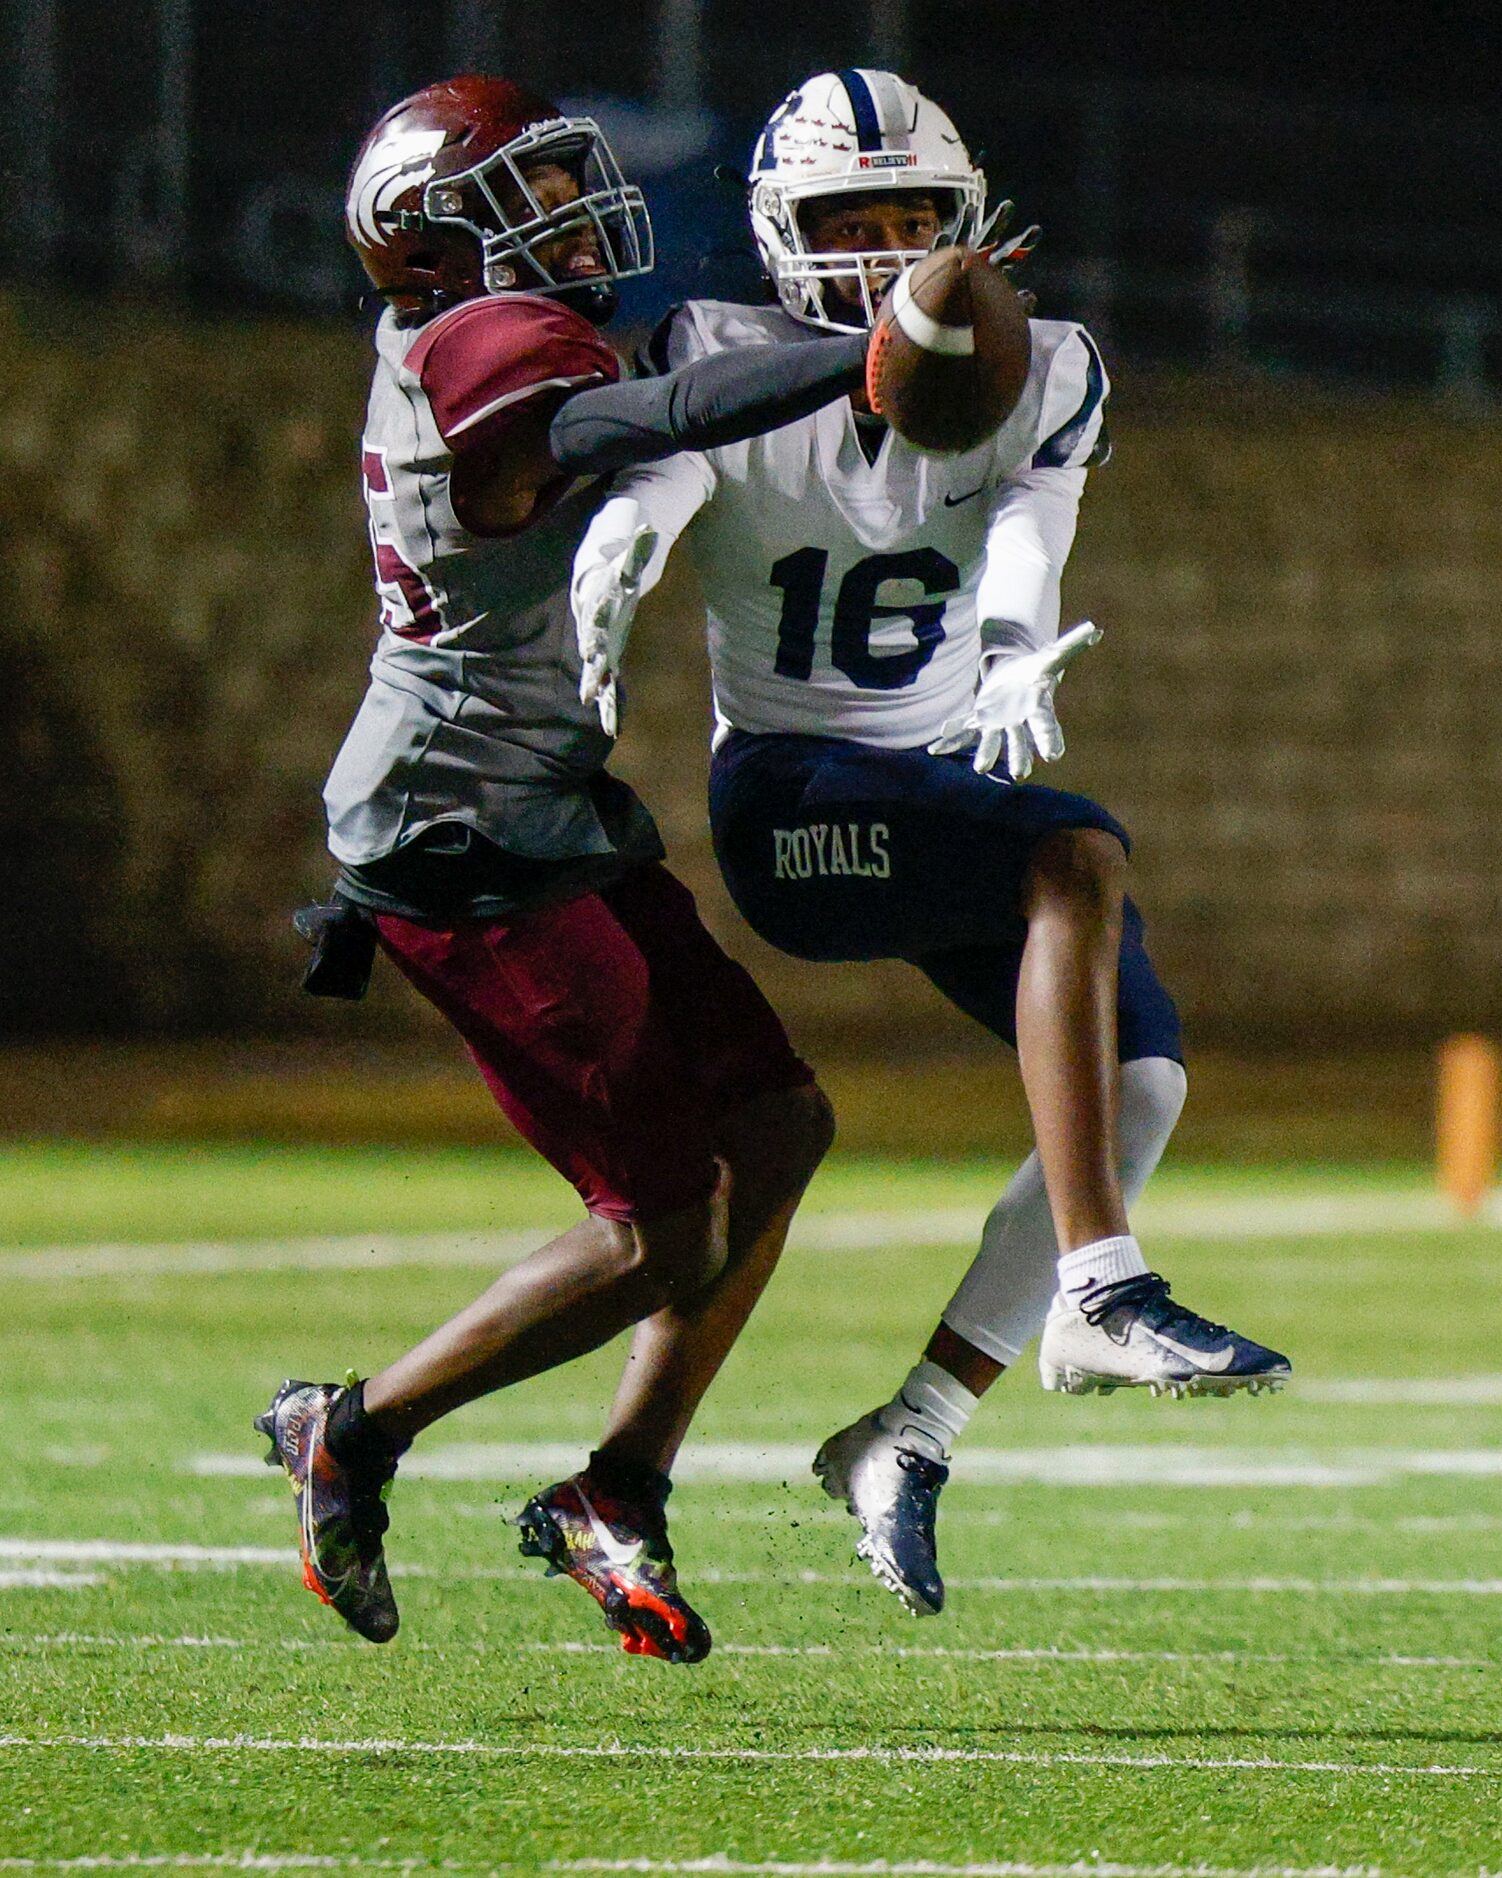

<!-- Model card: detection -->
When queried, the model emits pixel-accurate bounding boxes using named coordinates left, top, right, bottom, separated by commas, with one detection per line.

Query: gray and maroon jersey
left=323, top=293, right=660, bottom=871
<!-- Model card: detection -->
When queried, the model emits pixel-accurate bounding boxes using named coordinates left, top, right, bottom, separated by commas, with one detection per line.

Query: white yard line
left=0, top=1540, right=296, bottom=1565
left=5, top=1634, right=1496, bottom=1671
left=191, top=1441, right=1502, bottom=1489
left=565, top=1642, right=1500, bottom=1667
left=11, top=1536, right=1502, bottom=1595
left=0, top=1857, right=1459, bottom=1878
left=550, top=1864, right=1398, bottom=1878
left=0, top=1861, right=1423, bottom=1878
left=198, top=1499, right=1502, bottom=1536
left=0, top=1733, right=1495, bottom=1781
left=0, top=1218, right=924, bottom=1279
left=522, top=1640, right=1500, bottom=1668
left=0, top=1570, right=103, bottom=1590
left=703, top=1572, right=1502, bottom=1595
left=1110, top=1511, right=1502, bottom=1532
left=1, top=1634, right=255, bottom=1649
left=0, top=1863, right=423, bottom=1873
left=927, top=1576, right=1502, bottom=1595
left=0, top=1228, right=548, bottom=1282
left=1300, top=1378, right=1502, bottom=1404
left=1, top=1188, right=1492, bottom=1283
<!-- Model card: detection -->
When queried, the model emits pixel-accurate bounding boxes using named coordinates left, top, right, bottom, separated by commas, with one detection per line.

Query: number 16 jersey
left=615, top=298, right=1109, bottom=751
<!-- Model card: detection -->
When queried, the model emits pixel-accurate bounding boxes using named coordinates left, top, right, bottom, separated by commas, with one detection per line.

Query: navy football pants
left=709, top=731, right=1183, bottom=1064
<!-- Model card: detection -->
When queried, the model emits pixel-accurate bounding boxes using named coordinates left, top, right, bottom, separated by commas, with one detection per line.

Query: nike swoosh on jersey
left=1150, top=1332, right=1238, bottom=1373
left=576, top=1484, right=647, bottom=1569
left=943, top=486, right=985, bottom=507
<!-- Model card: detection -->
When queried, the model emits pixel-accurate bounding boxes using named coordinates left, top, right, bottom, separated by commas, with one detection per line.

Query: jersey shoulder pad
left=665, top=298, right=808, bottom=365
left=1027, top=321, right=1110, bottom=471
left=638, top=303, right=692, bottom=376
left=404, top=294, right=621, bottom=452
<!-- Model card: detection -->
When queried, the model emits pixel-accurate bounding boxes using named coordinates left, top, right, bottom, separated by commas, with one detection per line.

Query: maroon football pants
left=376, top=862, right=812, bottom=1221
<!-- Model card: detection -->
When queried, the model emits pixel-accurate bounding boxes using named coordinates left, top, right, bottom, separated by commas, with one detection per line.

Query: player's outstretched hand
left=571, top=497, right=659, bottom=737
left=928, top=620, right=1101, bottom=781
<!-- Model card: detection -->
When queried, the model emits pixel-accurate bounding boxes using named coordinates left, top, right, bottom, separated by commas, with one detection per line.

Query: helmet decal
left=348, top=126, right=449, bottom=248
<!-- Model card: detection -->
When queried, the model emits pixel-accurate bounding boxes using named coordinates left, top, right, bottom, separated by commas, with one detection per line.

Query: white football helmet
left=748, top=70, right=987, bottom=332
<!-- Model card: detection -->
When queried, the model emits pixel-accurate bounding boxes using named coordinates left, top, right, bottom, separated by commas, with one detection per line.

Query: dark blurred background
left=8, top=1, right=1502, bottom=389
left=2, top=1, right=1499, bottom=1147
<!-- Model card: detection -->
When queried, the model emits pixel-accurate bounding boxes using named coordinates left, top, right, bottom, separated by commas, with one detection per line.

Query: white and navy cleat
left=813, top=1410, right=949, bottom=1617
left=1038, top=1272, right=1290, bottom=1399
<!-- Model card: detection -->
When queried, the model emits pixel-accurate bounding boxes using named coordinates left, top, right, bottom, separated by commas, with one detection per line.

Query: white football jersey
left=610, top=298, right=1107, bottom=750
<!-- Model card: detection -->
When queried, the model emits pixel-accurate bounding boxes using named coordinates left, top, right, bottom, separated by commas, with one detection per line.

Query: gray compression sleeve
left=548, top=333, right=867, bottom=476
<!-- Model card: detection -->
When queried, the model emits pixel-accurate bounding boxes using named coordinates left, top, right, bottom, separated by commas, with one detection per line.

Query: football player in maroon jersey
left=256, top=77, right=874, bottom=1664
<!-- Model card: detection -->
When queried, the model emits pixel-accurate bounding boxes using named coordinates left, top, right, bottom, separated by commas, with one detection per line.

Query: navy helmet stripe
left=838, top=68, right=884, bottom=151
left=1033, top=331, right=1107, bottom=469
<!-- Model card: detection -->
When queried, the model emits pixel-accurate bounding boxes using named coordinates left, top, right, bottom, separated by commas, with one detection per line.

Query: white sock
left=1056, top=1234, right=1148, bottom=1300
left=877, top=1359, right=978, bottom=1462
left=939, top=1058, right=1187, bottom=1364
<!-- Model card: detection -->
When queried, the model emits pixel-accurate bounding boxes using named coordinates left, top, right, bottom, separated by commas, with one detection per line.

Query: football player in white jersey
left=255, top=74, right=898, bottom=1664
left=572, top=70, right=1289, bottom=1618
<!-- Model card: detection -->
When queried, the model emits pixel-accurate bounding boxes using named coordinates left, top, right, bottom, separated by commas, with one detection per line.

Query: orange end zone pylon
left=1437, top=1034, right=1500, bottom=1220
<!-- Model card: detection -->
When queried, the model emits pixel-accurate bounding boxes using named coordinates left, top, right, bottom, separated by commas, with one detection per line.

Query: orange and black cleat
left=516, top=1466, right=711, bottom=1664
left=254, top=1378, right=401, bottom=1643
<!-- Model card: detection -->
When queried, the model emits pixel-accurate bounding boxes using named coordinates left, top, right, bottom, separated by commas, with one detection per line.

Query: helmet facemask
left=421, top=115, right=653, bottom=318
left=757, top=180, right=983, bottom=332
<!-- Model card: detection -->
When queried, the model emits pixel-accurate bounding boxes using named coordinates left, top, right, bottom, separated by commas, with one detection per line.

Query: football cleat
left=253, top=1379, right=400, bottom=1643
left=1038, top=1272, right=1292, bottom=1398
left=515, top=1471, right=711, bottom=1665
left=813, top=1410, right=949, bottom=1617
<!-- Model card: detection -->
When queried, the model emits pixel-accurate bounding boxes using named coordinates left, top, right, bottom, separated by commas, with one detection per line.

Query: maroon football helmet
left=345, top=75, right=653, bottom=323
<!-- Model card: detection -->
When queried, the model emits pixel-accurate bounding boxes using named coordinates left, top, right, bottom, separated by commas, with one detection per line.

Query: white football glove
left=928, top=620, right=1102, bottom=780
left=571, top=497, right=658, bottom=737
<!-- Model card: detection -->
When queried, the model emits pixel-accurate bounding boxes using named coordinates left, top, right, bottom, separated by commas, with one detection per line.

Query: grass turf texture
left=3, top=1144, right=1501, bottom=1872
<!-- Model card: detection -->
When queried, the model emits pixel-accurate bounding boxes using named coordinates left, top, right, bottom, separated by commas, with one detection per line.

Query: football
left=866, top=245, right=1033, bottom=454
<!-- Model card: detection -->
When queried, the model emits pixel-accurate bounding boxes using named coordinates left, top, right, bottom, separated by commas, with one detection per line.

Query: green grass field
left=4, top=1143, right=1502, bottom=1874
